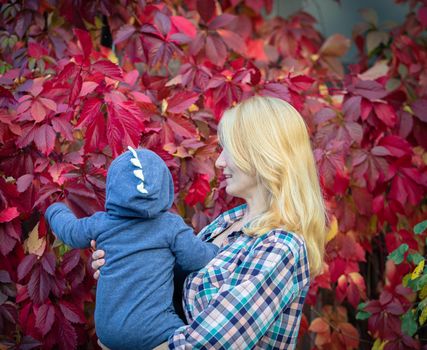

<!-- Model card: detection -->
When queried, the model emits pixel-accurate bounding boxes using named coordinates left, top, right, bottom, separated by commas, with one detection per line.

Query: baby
left=45, top=147, right=219, bottom=349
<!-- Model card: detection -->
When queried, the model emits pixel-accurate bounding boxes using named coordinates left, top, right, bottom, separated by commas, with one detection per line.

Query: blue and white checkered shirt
left=168, top=205, right=310, bottom=349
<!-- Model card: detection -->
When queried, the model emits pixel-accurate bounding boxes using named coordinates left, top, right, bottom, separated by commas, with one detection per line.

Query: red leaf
left=28, top=42, right=48, bottom=59
left=31, top=100, right=47, bottom=122
left=171, top=16, right=197, bottom=39
left=114, top=24, right=136, bottom=44
left=69, top=74, right=82, bottom=106
left=209, top=14, right=236, bottom=30
left=259, top=83, right=291, bottom=102
left=417, top=6, right=427, bottom=28
left=17, top=254, right=37, bottom=281
left=0, top=207, right=19, bottom=223
left=167, top=91, right=199, bottom=114
left=35, top=303, right=55, bottom=336
left=92, top=60, right=123, bottom=80
left=166, top=114, right=197, bottom=139
left=217, top=29, right=245, bottom=54
left=28, top=266, right=53, bottom=304
left=61, top=250, right=81, bottom=274
left=205, top=35, right=227, bottom=67
left=197, top=0, right=215, bottom=23
left=84, top=110, right=108, bottom=153
left=54, top=313, right=77, bottom=350
left=351, top=80, right=387, bottom=100
left=33, top=124, right=56, bottom=155
left=41, top=252, right=56, bottom=276
left=77, top=98, right=103, bottom=128
left=411, top=99, right=427, bottom=122
left=59, top=301, right=85, bottom=323
left=373, top=102, right=396, bottom=127
left=379, top=135, right=412, bottom=158
left=185, top=174, right=210, bottom=206
left=74, top=28, right=92, bottom=59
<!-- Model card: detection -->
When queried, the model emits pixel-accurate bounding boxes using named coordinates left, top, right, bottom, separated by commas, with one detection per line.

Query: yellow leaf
left=372, top=338, right=387, bottom=350
left=108, top=51, right=119, bottom=64
left=24, top=223, right=46, bottom=257
left=326, top=216, right=338, bottom=242
left=161, top=99, right=168, bottom=115
left=420, top=306, right=427, bottom=326
left=411, top=259, right=425, bottom=280
left=419, top=284, right=427, bottom=300
left=188, top=104, right=199, bottom=113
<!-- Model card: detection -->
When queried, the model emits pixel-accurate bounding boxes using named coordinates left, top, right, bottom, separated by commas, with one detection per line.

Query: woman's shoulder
left=251, top=228, right=307, bottom=259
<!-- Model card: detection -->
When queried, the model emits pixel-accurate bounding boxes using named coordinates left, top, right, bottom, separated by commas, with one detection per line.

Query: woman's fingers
left=97, top=339, right=111, bottom=350
left=90, top=239, right=96, bottom=250
left=91, top=258, right=105, bottom=270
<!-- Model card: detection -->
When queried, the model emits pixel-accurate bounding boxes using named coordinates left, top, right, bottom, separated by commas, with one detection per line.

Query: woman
left=92, top=96, right=327, bottom=349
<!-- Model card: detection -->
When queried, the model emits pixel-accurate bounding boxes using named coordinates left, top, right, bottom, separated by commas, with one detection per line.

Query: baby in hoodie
left=45, top=147, right=219, bottom=350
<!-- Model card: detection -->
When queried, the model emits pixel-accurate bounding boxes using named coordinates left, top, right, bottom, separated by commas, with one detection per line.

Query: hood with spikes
left=105, top=147, right=175, bottom=218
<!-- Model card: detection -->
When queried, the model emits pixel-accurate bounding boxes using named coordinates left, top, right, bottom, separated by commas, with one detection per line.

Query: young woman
left=91, top=95, right=327, bottom=349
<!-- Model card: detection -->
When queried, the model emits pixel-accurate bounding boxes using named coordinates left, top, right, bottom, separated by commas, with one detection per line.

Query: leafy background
left=0, top=0, right=426, bottom=349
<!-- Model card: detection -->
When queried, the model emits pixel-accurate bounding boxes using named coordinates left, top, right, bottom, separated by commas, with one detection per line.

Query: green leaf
left=418, top=298, right=427, bottom=312
left=401, top=310, right=418, bottom=336
left=356, top=310, right=371, bottom=320
left=408, top=253, right=425, bottom=265
left=388, top=244, right=409, bottom=264
left=414, top=220, right=427, bottom=235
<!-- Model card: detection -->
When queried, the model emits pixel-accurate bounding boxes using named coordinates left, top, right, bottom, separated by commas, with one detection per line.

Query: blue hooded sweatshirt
left=45, top=148, right=219, bottom=349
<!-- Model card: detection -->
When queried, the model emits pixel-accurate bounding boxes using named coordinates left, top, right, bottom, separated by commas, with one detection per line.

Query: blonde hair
left=218, top=96, right=327, bottom=277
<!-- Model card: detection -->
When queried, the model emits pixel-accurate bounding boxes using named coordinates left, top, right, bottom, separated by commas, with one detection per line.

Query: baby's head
left=105, top=147, right=175, bottom=218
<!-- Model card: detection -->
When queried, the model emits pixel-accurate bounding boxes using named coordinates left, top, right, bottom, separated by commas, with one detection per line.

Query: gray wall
left=271, top=0, right=409, bottom=62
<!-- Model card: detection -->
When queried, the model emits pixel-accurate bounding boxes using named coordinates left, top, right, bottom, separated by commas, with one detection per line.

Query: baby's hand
left=90, top=240, right=105, bottom=280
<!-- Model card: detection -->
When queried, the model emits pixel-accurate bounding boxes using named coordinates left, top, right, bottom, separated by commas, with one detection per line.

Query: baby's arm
left=169, top=216, right=219, bottom=272
left=45, top=203, right=97, bottom=248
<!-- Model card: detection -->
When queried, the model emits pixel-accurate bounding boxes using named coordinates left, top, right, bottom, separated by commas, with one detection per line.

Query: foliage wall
left=0, top=0, right=426, bottom=349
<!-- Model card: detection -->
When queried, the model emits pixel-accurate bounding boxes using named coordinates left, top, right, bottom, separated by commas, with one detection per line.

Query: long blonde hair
left=218, top=96, right=327, bottom=276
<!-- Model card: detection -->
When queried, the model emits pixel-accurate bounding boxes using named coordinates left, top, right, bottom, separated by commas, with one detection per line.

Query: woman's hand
left=90, top=240, right=105, bottom=280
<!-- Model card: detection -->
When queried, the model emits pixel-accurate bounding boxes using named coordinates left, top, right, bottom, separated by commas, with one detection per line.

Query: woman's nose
left=215, top=150, right=226, bottom=169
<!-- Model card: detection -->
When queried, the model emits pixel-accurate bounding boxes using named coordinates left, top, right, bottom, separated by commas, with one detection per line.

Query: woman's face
left=215, top=148, right=259, bottom=199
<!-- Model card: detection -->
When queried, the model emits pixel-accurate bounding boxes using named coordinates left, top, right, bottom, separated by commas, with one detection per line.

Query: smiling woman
left=92, top=95, right=327, bottom=349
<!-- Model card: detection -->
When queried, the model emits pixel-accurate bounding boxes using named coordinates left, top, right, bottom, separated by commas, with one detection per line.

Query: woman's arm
left=168, top=233, right=308, bottom=349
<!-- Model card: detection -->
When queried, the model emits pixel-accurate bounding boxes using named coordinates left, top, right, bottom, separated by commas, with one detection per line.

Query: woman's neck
left=241, top=188, right=269, bottom=225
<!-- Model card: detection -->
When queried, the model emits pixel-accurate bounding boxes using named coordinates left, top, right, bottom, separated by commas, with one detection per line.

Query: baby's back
left=94, top=211, right=185, bottom=350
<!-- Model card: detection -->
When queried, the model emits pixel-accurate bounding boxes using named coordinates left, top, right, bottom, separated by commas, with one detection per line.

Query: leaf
left=33, top=124, right=56, bottom=155
left=77, top=98, right=103, bottom=128
left=17, top=254, right=37, bottom=281
left=61, top=250, right=81, bottom=274
left=308, top=317, right=329, bottom=333
left=326, top=216, right=338, bottom=242
left=28, top=266, right=53, bottom=304
left=197, top=0, right=215, bottom=23
left=411, top=99, right=427, bottom=122
left=209, top=14, right=236, bottom=30
left=259, top=83, right=291, bottom=102
left=373, top=102, right=396, bottom=127
left=407, top=253, right=425, bottom=265
left=401, top=310, right=418, bottom=336
left=114, top=24, right=136, bottom=44
left=59, top=301, right=85, bottom=323
left=35, top=303, right=55, bottom=336
left=171, top=16, right=197, bottom=39
left=414, top=220, right=427, bottom=235
left=205, top=35, right=227, bottom=67
left=17, top=174, right=34, bottom=193
left=417, top=6, right=427, bottom=28
left=69, top=74, right=82, bottom=106
left=74, top=28, right=92, bottom=59
left=351, top=80, right=387, bottom=100
left=388, top=243, right=409, bottom=265
left=24, top=223, right=46, bottom=257
left=31, top=100, right=47, bottom=122
left=366, top=31, right=389, bottom=54
left=411, top=259, right=425, bottom=280
left=217, top=29, right=245, bottom=54
left=92, top=60, right=123, bottom=80
left=54, top=314, right=77, bottom=350
left=185, top=174, right=210, bottom=206
left=167, top=91, right=199, bottom=114
left=0, top=207, right=19, bottom=223
left=319, top=34, right=350, bottom=57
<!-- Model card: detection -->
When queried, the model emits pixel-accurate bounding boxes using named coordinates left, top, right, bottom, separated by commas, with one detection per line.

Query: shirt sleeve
left=168, top=234, right=304, bottom=349
left=45, top=203, right=96, bottom=248
left=170, top=218, right=219, bottom=272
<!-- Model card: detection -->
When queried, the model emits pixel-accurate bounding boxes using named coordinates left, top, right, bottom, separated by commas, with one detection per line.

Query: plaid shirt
left=168, top=205, right=310, bottom=349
